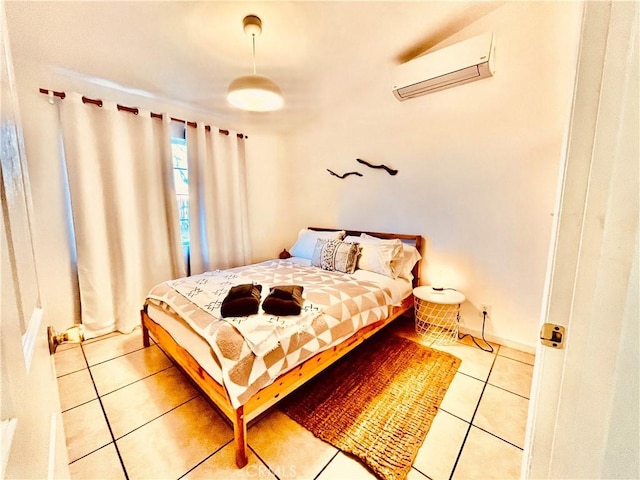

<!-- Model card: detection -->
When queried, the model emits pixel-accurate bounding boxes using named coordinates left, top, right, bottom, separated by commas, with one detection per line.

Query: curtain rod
left=39, top=88, right=247, bottom=139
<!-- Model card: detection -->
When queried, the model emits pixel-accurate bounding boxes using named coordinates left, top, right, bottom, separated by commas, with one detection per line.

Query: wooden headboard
left=308, top=227, right=423, bottom=288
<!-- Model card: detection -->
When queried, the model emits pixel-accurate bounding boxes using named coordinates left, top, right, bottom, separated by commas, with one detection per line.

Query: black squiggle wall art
left=327, top=169, right=363, bottom=179
left=356, top=158, right=398, bottom=175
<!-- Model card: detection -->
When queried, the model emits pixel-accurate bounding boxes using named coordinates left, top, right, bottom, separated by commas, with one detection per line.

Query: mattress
left=146, top=302, right=224, bottom=383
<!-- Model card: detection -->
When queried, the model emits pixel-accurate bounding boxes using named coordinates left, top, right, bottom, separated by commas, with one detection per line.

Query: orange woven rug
left=281, top=334, right=461, bottom=480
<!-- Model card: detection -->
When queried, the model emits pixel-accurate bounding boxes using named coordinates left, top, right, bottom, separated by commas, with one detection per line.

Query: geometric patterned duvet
left=145, top=259, right=396, bottom=408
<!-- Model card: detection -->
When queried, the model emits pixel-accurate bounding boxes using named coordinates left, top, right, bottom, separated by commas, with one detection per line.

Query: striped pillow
left=311, top=239, right=360, bottom=274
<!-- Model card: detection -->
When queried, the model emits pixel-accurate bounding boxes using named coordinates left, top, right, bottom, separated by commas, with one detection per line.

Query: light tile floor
left=55, top=316, right=534, bottom=480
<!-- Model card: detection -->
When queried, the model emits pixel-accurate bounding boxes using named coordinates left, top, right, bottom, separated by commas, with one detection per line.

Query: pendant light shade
left=227, top=15, right=284, bottom=112
left=227, top=74, right=284, bottom=112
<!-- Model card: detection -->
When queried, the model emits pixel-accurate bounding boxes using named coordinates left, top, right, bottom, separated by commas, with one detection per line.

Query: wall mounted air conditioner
left=392, top=32, right=495, bottom=101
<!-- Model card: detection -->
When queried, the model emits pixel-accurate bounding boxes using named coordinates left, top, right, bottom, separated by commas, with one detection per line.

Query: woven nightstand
left=413, top=286, right=465, bottom=345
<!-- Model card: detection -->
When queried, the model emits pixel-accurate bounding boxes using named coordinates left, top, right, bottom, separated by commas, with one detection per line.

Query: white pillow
left=397, top=243, right=422, bottom=281
left=357, top=234, right=403, bottom=278
left=289, top=229, right=345, bottom=259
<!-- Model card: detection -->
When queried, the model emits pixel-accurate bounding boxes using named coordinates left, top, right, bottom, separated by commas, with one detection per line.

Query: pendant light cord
left=252, top=34, right=257, bottom=75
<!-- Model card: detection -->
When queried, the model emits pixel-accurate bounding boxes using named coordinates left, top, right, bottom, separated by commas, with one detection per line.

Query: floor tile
left=68, top=443, right=126, bottom=480
left=316, top=452, right=376, bottom=480
left=413, top=410, right=468, bottom=480
left=439, top=372, right=485, bottom=422
left=62, top=399, right=112, bottom=463
left=433, top=341, right=496, bottom=382
left=407, top=468, right=431, bottom=480
left=498, top=345, right=535, bottom=365
left=54, top=346, right=87, bottom=377
left=116, top=396, right=233, bottom=479
left=101, top=366, right=199, bottom=439
left=56, top=341, right=83, bottom=353
left=83, top=329, right=144, bottom=366
left=183, top=443, right=276, bottom=480
left=473, top=384, right=529, bottom=449
left=82, top=331, right=122, bottom=345
left=488, top=355, right=534, bottom=398
left=453, top=426, right=522, bottom=479
left=57, top=368, right=97, bottom=411
left=249, top=410, right=337, bottom=479
left=90, top=344, right=173, bottom=396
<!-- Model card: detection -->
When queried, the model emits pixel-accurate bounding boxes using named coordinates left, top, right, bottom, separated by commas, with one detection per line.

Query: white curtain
left=58, top=93, right=185, bottom=337
left=186, top=124, right=251, bottom=274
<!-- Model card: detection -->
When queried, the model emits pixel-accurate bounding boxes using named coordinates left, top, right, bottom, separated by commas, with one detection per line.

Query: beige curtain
left=186, top=123, right=251, bottom=274
left=58, top=93, right=185, bottom=337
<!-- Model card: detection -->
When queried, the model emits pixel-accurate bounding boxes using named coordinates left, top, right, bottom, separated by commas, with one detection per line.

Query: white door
left=1, top=1, right=70, bottom=477
left=523, top=1, right=639, bottom=478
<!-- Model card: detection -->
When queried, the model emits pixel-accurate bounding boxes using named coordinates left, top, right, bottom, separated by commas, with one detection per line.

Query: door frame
left=523, top=0, right=639, bottom=478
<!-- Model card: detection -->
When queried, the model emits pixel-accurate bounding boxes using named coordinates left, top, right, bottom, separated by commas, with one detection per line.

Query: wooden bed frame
left=140, top=228, right=422, bottom=468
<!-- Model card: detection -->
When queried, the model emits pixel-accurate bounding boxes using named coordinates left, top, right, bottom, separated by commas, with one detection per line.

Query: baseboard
left=458, top=326, right=537, bottom=355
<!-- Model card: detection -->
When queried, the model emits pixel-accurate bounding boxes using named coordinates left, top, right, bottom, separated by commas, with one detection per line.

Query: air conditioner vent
left=392, top=33, right=495, bottom=100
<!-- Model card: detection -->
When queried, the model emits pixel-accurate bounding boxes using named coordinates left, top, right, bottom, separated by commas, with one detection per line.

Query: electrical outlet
left=479, top=304, right=491, bottom=318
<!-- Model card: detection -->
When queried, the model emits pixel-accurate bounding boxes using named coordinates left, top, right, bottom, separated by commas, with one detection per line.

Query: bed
left=140, top=227, right=423, bottom=468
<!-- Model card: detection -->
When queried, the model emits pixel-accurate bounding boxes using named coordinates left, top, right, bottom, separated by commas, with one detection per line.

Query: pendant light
left=227, top=15, right=284, bottom=112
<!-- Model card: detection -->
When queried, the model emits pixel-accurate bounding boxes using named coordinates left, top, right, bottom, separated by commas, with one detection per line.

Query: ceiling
left=5, top=1, right=503, bottom=132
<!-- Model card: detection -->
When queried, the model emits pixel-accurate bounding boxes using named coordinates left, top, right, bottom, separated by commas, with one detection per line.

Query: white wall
left=244, top=133, right=295, bottom=261
left=283, top=2, right=583, bottom=350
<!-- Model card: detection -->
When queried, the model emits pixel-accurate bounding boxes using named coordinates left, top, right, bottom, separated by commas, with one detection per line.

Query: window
left=171, top=136, right=189, bottom=249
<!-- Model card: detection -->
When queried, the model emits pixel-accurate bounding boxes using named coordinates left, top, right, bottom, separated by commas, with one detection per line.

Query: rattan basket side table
left=413, top=286, right=465, bottom=345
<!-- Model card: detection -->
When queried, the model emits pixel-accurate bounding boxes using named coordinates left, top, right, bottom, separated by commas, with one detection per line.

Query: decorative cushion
left=289, top=229, right=345, bottom=259
left=311, top=239, right=359, bottom=274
